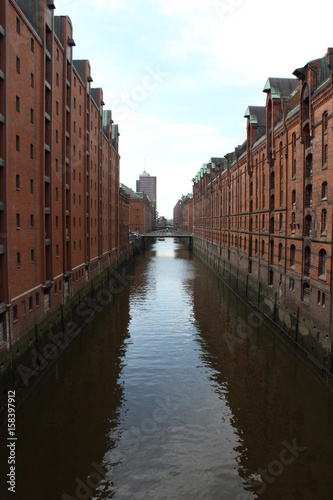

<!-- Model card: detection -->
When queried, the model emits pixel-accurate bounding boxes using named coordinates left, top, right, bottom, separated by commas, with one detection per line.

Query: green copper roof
left=263, top=78, right=281, bottom=99
left=244, top=106, right=258, bottom=124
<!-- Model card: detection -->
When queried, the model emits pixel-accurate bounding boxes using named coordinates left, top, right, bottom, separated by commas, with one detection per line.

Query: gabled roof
left=263, top=77, right=299, bottom=99
left=244, top=106, right=266, bottom=126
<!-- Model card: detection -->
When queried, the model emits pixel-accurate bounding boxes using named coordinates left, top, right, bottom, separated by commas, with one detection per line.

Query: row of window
left=12, top=279, right=62, bottom=322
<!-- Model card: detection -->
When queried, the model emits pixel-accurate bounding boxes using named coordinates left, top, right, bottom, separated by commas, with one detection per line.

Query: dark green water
left=1, top=240, right=333, bottom=499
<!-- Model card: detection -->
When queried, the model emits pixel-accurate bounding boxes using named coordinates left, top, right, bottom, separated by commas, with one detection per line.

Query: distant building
left=121, top=184, right=154, bottom=234
left=173, top=194, right=193, bottom=233
left=137, top=170, right=157, bottom=216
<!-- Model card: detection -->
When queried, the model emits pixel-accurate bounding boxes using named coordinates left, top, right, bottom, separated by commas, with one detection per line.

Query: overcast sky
left=55, top=0, right=333, bottom=218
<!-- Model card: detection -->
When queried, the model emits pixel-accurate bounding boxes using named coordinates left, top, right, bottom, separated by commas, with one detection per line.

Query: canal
left=1, top=239, right=333, bottom=499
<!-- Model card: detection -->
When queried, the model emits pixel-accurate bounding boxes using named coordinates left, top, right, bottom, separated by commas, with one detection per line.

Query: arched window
left=290, top=244, right=296, bottom=268
left=262, top=240, right=265, bottom=257
left=318, top=249, right=327, bottom=278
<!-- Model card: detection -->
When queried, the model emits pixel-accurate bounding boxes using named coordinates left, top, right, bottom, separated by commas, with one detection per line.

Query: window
left=292, top=133, right=296, bottom=177
left=16, top=57, right=20, bottom=73
left=55, top=216, right=58, bottom=228
left=16, top=214, right=20, bottom=228
left=56, top=48, right=59, bottom=60
left=30, top=144, right=33, bottom=158
left=292, top=189, right=296, bottom=205
left=323, top=112, right=328, bottom=167
left=56, top=130, right=58, bottom=143
left=322, top=182, right=328, bottom=200
left=305, top=184, right=312, bottom=208
left=29, top=296, right=33, bottom=311
left=30, top=250, right=34, bottom=263
left=30, top=179, right=34, bottom=193
left=278, top=243, right=283, bottom=264
left=56, top=101, right=59, bottom=115
left=17, top=253, right=21, bottom=267
left=30, top=108, right=34, bottom=123
left=55, top=283, right=57, bottom=294
left=279, top=213, right=283, bottom=231
left=304, top=246, right=311, bottom=277
left=31, top=73, right=34, bottom=88
left=321, top=209, right=327, bottom=234
left=324, top=144, right=328, bottom=165
left=318, top=249, right=327, bottom=278
left=73, top=193, right=75, bottom=204
left=16, top=174, right=20, bottom=189
left=289, top=278, right=295, bottom=290
left=16, top=135, right=20, bottom=151
left=55, top=159, right=58, bottom=172
left=30, top=215, right=34, bottom=227
left=323, top=112, right=328, bottom=132
left=16, top=95, right=20, bottom=112
left=290, top=245, right=296, bottom=268
left=73, top=97, right=76, bottom=109
left=74, top=76, right=76, bottom=87
left=13, top=305, right=18, bottom=322
left=261, top=240, right=265, bottom=257
left=16, top=17, right=20, bottom=33
left=55, top=187, right=58, bottom=201
left=31, top=38, right=34, bottom=52
left=56, top=244, right=59, bottom=257
left=56, top=73, right=59, bottom=86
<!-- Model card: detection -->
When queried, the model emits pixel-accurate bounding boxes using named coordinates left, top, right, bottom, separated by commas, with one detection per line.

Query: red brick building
left=192, top=50, right=333, bottom=373
left=121, top=184, right=154, bottom=234
left=173, top=194, right=193, bottom=233
left=0, top=1, right=128, bottom=352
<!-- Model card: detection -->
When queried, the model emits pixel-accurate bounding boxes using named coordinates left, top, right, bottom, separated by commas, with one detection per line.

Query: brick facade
left=192, top=50, right=333, bottom=373
left=0, top=1, right=129, bottom=353
left=121, top=184, right=154, bottom=235
left=173, top=194, right=193, bottom=233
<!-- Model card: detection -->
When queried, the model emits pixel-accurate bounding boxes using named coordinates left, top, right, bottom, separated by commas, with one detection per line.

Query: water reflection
left=0, top=240, right=332, bottom=499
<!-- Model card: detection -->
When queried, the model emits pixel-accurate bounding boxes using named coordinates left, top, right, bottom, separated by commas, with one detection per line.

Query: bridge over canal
left=142, top=230, right=193, bottom=249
